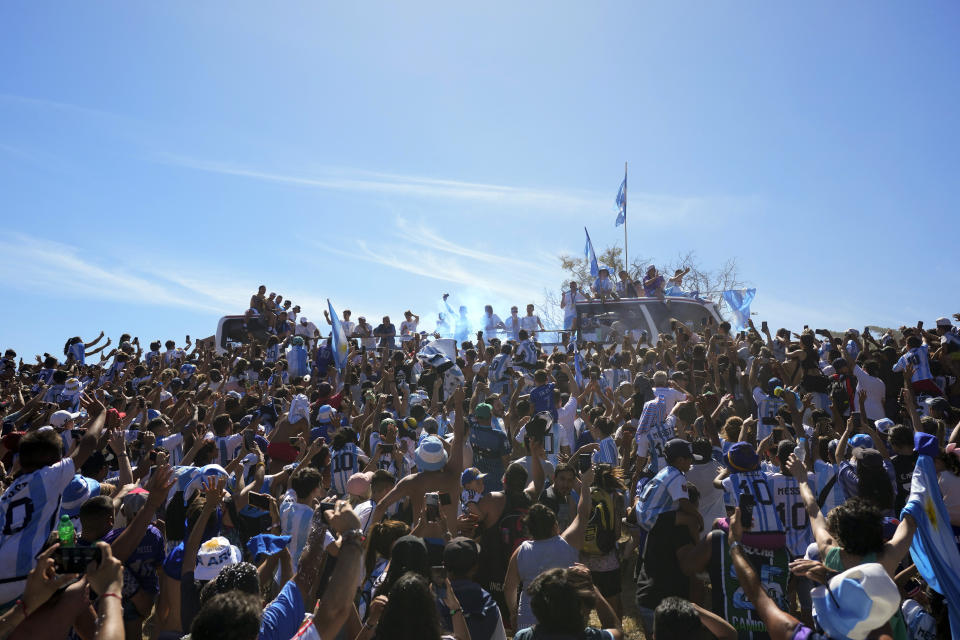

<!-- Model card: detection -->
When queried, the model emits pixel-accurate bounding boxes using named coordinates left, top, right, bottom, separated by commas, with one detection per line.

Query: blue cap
left=726, top=442, right=759, bottom=471
left=847, top=434, right=874, bottom=450
left=461, top=467, right=487, bottom=486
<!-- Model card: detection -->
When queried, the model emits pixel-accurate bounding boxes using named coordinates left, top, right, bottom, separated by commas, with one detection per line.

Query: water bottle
left=58, top=514, right=75, bottom=547
left=794, top=437, right=807, bottom=464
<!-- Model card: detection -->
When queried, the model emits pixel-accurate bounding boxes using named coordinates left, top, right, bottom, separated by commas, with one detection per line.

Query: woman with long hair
left=578, top=464, right=626, bottom=617
left=360, top=572, right=469, bottom=640
left=359, top=521, right=410, bottom=618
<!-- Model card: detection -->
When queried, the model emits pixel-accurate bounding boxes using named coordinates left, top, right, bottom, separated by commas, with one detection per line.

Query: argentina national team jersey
left=768, top=472, right=816, bottom=557
left=330, top=444, right=359, bottom=497
left=592, top=436, right=619, bottom=466
left=892, top=345, right=933, bottom=382
left=0, top=458, right=76, bottom=599
left=722, top=470, right=784, bottom=534
left=279, top=496, right=333, bottom=566
left=636, top=415, right=677, bottom=474
left=637, top=395, right=668, bottom=435
left=215, top=434, right=243, bottom=467
left=812, top=459, right=844, bottom=515
left=637, top=465, right=688, bottom=531
left=68, top=341, right=85, bottom=364
left=515, top=340, right=537, bottom=366
left=752, top=387, right=784, bottom=441
left=158, top=433, right=185, bottom=466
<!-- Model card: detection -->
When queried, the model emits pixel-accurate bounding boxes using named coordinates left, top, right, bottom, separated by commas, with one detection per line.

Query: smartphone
left=248, top=492, right=272, bottom=510
left=761, top=321, right=768, bottom=332
left=425, top=492, right=440, bottom=521
left=803, top=325, right=809, bottom=330
left=54, top=545, right=101, bottom=574
left=739, top=492, right=755, bottom=530
left=851, top=413, right=862, bottom=429
left=288, top=436, right=299, bottom=446
left=318, top=500, right=337, bottom=515
left=438, top=491, right=452, bottom=506
left=243, top=430, right=256, bottom=450
left=578, top=452, right=592, bottom=473
left=738, top=331, right=746, bottom=340
left=380, top=442, right=395, bottom=452
left=430, top=565, right=447, bottom=586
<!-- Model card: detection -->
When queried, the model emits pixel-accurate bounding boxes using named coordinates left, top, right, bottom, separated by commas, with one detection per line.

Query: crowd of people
left=0, top=282, right=958, bottom=640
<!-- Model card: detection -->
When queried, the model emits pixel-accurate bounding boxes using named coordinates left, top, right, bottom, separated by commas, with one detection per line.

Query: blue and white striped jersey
left=892, top=345, right=933, bottom=382
left=722, top=470, right=784, bottom=534
left=812, top=459, right=844, bottom=515
left=68, top=341, right=85, bottom=365
left=330, top=444, right=360, bottom=497
left=0, top=458, right=75, bottom=592
left=768, top=472, right=816, bottom=557
left=158, top=433, right=184, bottom=466
left=845, top=340, right=860, bottom=360
left=489, top=353, right=510, bottom=387
left=636, top=395, right=668, bottom=436
left=279, top=495, right=333, bottom=566
left=515, top=340, right=537, bottom=366
left=636, top=415, right=678, bottom=474
left=265, top=344, right=280, bottom=364
left=752, top=387, right=785, bottom=441
left=637, top=465, right=689, bottom=531
left=603, top=368, right=632, bottom=391
left=214, top=434, right=243, bottom=467
left=592, top=436, right=619, bottom=466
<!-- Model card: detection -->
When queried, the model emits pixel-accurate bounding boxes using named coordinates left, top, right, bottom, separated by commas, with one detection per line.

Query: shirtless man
left=369, top=387, right=466, bottom=527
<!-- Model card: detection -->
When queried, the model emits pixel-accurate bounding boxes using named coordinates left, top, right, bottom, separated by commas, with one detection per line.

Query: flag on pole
left=901, top=434, right=960, bottom=639
left=615, top=171, right=627, bottom=227
left=327, top=299, right=349, bottom=372
left=583, top=227, right=600, bottom=278
left=721, top=288, right=756, bottom=331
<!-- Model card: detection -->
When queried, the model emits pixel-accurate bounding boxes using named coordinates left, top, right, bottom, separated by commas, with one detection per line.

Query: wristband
left=16, top=599, right=28, bottom=617
left=729, top=540, right=742, bottom=552
left=363, top=619, right=378, bottom=630
left=101, top=593, right=122, bottom=603
left=449, top=608, right=463, bottom=617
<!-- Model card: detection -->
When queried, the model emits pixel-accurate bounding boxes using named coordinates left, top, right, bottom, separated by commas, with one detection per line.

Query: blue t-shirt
left=529, top=383, right=557, bottom=422
left=259, top=579, right=305, bottom=640
left=103, top=524, right=165, bottom=596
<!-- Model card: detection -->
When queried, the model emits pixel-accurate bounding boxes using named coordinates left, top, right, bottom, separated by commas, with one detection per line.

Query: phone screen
left=578, top=453, right=592, bottom=473
left=54, top=546, right=101, bottom=574
left=438, top=491, right=451, bottom=506
left=248, top=492, right=271, bottom=510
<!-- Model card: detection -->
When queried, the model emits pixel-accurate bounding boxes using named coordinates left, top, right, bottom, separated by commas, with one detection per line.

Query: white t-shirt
left=561, top=291, right=587, bottom=319
left=519, top=315, right=541, bottom=333
left=482, top=313, right=504, bottom=334
left=400, top=320, right=418, bottom=337
left=853, top=365, right=886, bottom=420
left=651, top=386, right=685, bottom=414
left=556, top=395, right=579, bottom=454
left=296, top=321, right=319, bottom=339
left=685, top=460, right=726, bottom=535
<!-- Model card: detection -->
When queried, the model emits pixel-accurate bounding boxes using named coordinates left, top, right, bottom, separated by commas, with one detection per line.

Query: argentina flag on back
left=615, top=174, right=626, bottom=227
left=583, top=227, right=600, bottom=277
left=327, top=299, right=349, bottom=372
left=901, top=435, right=960, bottom=639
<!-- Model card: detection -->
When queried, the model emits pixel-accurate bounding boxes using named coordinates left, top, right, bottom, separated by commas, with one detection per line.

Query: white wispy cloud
left=0, top=233, right=232, bottom=315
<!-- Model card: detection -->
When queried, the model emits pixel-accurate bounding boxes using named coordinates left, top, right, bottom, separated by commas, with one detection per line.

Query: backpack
left=583, top=487, right=617, bottom=554
left=498, top=504, right=530, bottom=556
left=829, top=374, right=856, bottom=415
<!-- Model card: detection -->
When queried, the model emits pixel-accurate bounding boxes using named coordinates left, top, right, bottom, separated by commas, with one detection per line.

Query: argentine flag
left=901, top=442, right=960, bottom=639
left=584, top=227, right=599, bottom=278
left=327, top=299, right=349, bottom=372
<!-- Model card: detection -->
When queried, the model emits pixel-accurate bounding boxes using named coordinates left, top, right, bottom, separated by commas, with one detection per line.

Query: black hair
left=199, top=562, right=259, bottom=605
left=654, top=596, right=703, bottom=640
left=826, top=497, right=885, bottom=557
left=365, top=520, right=410, bottom=576
left=856, top=458, right=894, bottom=511
left=373, top=572, right=442, bottom=640
left=526, top=503, right=558, bottom=539
left=17, top=429, right=62, bottom=472
left=290, top=466, right=322, bottom=500
left=190, top=591, right=261, bottom=640
left=527, top=568, right=591, bottom=635
left=888, top=424, right=914, bottom=448
left=63, top=337, right=81, bottom=356
left=776, top=439, right=795, bottom=467
left=331, top=427, right=357, bottom=450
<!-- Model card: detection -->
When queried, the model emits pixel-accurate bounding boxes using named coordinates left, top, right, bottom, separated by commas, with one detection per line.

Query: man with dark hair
left=442, top=537, right=507, bottom=640
left=538, top=462, right=578, bottom=530
left=191, top=591, right=261, bottom=640
left=653, top=596, right=735, bottom=640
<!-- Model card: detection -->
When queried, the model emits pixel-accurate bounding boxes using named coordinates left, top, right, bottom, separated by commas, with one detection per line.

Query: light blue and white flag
left=615, top=172, right=626, bottom=227
left=327, top=299, right=349, bottom=372
left=721, top=288, right=756, bottom=331
left=901, top=449, right=960, bottom=639
left=584, top=227, right=599, bottom=278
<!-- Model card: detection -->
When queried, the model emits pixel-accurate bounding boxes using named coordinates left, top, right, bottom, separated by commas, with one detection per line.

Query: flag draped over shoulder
left=327, top=299, right=349, bottom=372
left=721, top=288, right=756, bottom=331
left=901, top=450, right=960, bottom=639
left=615, top=173, right=626, bottom=227
left=583, top=227, right=599, bottom=278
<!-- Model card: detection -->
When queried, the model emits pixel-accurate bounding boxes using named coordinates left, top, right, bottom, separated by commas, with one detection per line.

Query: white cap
left=936, top=317, right=952, bottom=327
left=51, top=410, right=82, bottom=427
left=195, top=537, right=242, bottom=580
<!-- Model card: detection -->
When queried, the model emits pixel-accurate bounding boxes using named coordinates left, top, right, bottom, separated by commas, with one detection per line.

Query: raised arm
left=111, top=465, right=174, bottom=563
left=561, top=466, right=595, bottom=549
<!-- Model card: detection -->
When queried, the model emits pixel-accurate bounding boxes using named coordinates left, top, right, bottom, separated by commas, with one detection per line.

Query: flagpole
left=623, top=161, right=628, bottom=272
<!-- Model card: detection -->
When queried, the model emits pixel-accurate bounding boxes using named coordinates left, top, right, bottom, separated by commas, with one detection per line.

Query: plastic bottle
left=58, top=514, right=75, bottom=547
left=794, top=437, right=807, bottom=464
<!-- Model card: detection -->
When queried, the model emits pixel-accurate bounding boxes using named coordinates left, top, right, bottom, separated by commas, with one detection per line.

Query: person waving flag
left=327, top=299, right=349, bottom=372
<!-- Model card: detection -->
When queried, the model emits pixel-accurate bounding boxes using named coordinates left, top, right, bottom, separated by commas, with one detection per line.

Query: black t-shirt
left=635, top=510, right=695, bottom=608
left=891, top=452, right=918, bottom=512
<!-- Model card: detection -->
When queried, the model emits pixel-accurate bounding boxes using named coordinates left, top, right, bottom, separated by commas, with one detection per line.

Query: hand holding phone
left=739, top=492, right=755, bottom=530
left=54, top=545, right=102, bottom=574
left=578, top=452, right=592, bottom=473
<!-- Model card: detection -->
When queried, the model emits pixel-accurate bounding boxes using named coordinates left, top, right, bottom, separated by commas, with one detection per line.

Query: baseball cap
left=873, top=418, right=894, bottom=434
left=50, top=410, right=82, bottom=428
left=414, top=436, right=448, bottom=471
left=346, top=471, right=374, bottom=496
left=474, top=403, right=492, bottom=420
left=767, top=377, right=783, bottom=391
left=726, top=442, right=759, bottom=471
left=852, top=447, right=884, bottom=467
left=461, top=467, right=487, bottom=486
left=195, top=537, right=243, bottom=581
left=63, top=378, right=82, bottom=394
left=664, top=438, right=703, bottom=462
left=315, top=404, right=335, bottom=423
left=936, top=317, right=952, bottom=327
left=928, top=397, right=950, bottom=413
left=443, top=537, right=481, bottom=574
left=848, top=434, right=874, bottom=450
left=831, top=358, right=848, bottom=370
left=812, top=563, right=900, bottom=640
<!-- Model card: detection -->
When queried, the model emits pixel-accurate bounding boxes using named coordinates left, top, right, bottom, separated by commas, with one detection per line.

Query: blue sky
left=1, top=2, right=958, bottom=357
